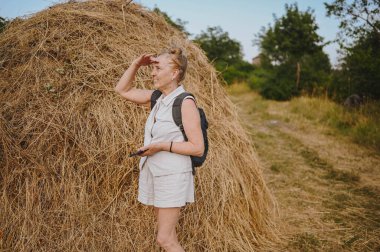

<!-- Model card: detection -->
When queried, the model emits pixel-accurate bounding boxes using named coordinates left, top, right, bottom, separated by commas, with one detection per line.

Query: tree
left=0, top=17, right=9, bottom=33
left=325, top=0, right=380, bottom=45
left=194, top=26, right=243, bottom=67
left=325, top=0, right=380, bottom=100
left=328, top=30, right=380, bottom=101
left=255, top=3, right=331, bottom=100
left=194, top=26, right=253, bottom=84
left=153, top=7, right=190, bottom=36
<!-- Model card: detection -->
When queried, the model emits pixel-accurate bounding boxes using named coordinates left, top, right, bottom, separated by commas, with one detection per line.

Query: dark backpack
left=151, top=90, right=209, bottom=175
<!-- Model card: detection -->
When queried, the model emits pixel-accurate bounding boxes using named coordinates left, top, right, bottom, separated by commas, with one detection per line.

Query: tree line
left=158, top=1, right=379, bottom=102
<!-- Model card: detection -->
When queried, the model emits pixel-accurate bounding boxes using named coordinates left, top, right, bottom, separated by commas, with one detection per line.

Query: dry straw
left=0, top=0, right=280, bottom=251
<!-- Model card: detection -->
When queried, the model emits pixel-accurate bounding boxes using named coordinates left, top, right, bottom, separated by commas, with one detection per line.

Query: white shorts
left=137, top=166, right=195, bottom=208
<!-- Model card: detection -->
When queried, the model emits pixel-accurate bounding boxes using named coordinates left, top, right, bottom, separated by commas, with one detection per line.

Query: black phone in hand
left=129, top=149, right=148, bottom=157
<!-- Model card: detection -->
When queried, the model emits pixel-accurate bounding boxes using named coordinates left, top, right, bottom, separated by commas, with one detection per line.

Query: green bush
left=247, top=68, right=270, bottom=90
left=256, top=63, right=300, bottom=100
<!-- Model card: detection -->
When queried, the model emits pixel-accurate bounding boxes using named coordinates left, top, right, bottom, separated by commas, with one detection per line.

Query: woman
left=114, top=48, right=204, bottom=251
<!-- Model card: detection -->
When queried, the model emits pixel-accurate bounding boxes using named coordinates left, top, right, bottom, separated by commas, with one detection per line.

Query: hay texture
left=0, top=1, right=279, bottom=251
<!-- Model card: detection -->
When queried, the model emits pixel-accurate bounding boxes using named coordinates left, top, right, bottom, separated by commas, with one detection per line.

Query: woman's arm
left=114, top=54, right=156, bottom=105
left=139, top=98, right=205, bottom=157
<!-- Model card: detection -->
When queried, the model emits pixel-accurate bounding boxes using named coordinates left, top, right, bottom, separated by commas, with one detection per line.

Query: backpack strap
left=172, top=92, right=195, bottom=140
left=172, top=92, right=197, bottom=175
left=150, top=89, right=162, bottom=110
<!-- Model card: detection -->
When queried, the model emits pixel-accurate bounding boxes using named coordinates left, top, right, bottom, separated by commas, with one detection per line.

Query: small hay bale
left=0, top=1, right=279, bottom=251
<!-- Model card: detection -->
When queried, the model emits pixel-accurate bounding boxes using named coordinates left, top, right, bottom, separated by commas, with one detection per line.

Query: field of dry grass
left=227, top=84, right=380, bottom=251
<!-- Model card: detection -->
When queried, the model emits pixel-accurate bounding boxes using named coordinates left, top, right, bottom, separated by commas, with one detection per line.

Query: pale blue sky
left=0, top=0, right=341, bottom=65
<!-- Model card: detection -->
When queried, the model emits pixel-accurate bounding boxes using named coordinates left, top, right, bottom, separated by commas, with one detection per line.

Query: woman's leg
left=156, top=207, right=184, bottom=252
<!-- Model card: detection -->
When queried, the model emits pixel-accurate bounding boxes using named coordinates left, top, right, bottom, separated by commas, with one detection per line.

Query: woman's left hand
left=138, top=143, right=164, bottom=157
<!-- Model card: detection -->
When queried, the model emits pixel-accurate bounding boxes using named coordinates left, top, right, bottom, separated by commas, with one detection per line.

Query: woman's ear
left=171, top=69, right=180, bottom=81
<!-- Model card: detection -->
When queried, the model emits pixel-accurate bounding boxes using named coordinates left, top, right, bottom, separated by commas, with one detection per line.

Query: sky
left=0, top=0, right=342, bottom=65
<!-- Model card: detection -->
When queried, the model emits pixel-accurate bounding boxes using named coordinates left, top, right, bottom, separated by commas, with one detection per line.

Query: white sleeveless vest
left=139, top=85, right=194, bottom=176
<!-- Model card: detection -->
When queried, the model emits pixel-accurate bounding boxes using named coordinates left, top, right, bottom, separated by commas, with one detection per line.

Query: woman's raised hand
left=133, top=53, right=157, bottom=67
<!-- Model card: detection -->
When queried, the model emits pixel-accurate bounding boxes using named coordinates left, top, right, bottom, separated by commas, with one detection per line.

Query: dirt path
left=229, top=91, right=380, bottom=251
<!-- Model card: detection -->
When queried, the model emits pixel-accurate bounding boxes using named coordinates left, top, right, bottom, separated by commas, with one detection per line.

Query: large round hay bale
left=0, top=1, right=278, bottom=251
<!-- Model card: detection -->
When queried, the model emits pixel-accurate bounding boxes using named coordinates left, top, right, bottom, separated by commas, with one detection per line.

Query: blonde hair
left=159, top=48, right=188, bottom=82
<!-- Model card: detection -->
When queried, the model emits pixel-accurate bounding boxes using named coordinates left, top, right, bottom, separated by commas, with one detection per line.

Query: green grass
left=288, top=96, right=380, bottom=152
left=228, top=82, right=380, bottom=152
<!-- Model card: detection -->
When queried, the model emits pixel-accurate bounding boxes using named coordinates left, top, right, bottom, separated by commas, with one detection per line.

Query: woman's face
left=151, top=54, right=177, bottom=89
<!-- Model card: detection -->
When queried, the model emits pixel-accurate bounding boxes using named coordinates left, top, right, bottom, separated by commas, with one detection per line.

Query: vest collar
left=160, top=85, right=185, bottom=106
